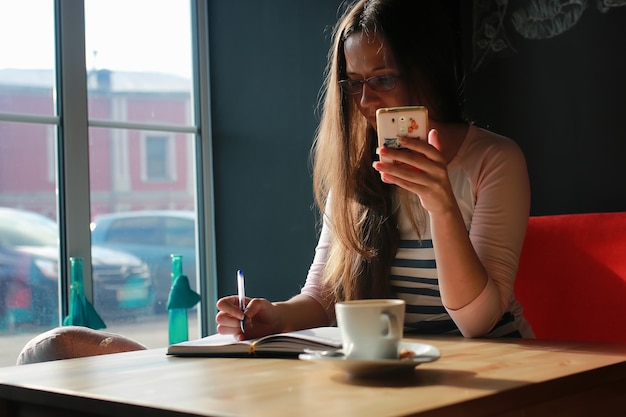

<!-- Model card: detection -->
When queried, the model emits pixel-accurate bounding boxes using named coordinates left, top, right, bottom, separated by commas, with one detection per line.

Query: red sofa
left=514, top=211, right=626, bottom=342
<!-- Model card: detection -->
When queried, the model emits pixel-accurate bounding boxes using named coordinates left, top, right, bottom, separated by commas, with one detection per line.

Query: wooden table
left=1, top=336, right=625, bottom=417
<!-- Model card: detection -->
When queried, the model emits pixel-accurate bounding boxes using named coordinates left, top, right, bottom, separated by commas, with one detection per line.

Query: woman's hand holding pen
left=215, top=296, right=283, bottom=341
left=373, top=128, right=456, bottom=215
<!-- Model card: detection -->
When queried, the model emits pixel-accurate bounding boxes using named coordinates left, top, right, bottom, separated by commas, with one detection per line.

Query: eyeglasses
left=338, top=74, right=399, bottom=95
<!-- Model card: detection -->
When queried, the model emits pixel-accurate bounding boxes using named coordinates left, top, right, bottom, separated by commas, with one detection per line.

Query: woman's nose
left=359, top=83, right=380, bottom=109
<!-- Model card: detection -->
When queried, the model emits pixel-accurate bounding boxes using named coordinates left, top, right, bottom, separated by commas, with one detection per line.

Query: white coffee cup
left=335, top=299, right=405, bottom=360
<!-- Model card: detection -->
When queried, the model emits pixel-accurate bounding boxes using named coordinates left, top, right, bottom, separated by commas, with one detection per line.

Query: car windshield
left=0, top=209, right=59, bottom=247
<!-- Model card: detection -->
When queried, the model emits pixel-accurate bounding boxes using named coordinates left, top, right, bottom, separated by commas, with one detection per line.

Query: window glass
left=104, top=218, right=164, bottom=245
left=85, top=0, right=199, bottom=346
left=0, top=124, right=60, bottom=361
left=0, top=0, right=61, bottom=367
left=0, top=0, right=56, bottom=116
left=164, top=217, right=195, bottom=248
left=85, top=0, right=193, bottom=125
left=0, top=0, right=202, bottom=367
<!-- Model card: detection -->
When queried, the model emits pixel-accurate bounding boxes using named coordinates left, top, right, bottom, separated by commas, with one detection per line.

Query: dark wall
left=207, top=1, right=340, bottom=299
left=463, top=1, right=626, bottom=215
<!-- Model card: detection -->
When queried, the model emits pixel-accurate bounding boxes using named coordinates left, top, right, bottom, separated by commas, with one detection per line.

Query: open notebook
left=167, top=326, right=343, bottom=357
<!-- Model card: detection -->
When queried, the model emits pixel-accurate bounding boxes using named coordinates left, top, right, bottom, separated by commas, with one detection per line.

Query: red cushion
left=515, top=212, right=626, bottom=342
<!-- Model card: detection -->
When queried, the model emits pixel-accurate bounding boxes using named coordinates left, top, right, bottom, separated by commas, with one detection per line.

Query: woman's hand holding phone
left=374, top=111, right=455, bottom=214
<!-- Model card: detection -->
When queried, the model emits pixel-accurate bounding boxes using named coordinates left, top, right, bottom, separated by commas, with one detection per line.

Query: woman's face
left=343, top=33, right=409, bottom=129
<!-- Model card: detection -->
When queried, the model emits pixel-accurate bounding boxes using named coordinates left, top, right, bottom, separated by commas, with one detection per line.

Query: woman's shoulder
left=456, top=125, right=526, bottom=165
left=450, top=125, right=528, bottom=190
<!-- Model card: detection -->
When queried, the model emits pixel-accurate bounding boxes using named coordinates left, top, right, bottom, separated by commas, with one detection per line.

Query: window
left=143, top=134, right=175, bottom=182
left=0, top=0, right=216, bottom=366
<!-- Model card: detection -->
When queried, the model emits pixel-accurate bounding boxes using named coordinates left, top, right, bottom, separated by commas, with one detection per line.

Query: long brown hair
left=312, top=0, right=466, bottom=302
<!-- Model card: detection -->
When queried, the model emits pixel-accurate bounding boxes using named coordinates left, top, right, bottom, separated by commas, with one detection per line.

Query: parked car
left=0, top=245, right=21, bottom=327
left=91, top=210, right=197, bottom=312
left=0, top=244, right=35, bottom=329
left=0, top=207, right=153, bottom=328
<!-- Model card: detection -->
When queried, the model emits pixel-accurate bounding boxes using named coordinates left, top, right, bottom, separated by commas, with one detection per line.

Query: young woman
left=216, top=0, right=534, bottom=339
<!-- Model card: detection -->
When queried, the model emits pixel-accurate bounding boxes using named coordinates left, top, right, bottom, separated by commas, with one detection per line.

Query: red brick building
left=0, top=69, right=195, bottom=219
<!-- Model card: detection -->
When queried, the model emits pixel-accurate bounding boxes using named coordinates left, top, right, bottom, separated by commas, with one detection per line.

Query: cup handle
left=381, top=312, right=400, bottom=339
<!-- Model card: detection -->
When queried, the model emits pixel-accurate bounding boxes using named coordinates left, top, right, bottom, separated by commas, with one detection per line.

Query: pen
left=237, top=269, right=246, bottom=332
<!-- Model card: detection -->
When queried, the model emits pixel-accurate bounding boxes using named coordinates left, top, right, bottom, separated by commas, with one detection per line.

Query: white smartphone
left=376, top=106, right=428, bottom=163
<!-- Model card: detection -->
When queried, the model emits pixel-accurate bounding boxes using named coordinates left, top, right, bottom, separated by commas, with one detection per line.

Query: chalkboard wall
left=207, top=1, right=626, bottom=300
left=463, top=1, right=626, bottom=215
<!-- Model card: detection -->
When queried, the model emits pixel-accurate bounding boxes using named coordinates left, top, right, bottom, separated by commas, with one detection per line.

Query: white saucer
left=298, top=341, right=440, bottom=378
